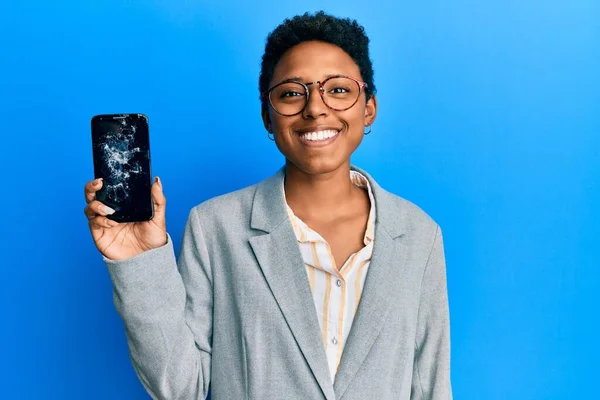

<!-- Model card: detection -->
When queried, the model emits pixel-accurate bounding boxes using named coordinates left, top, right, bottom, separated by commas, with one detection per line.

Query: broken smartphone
left=91, top=113, right=154, bottom=222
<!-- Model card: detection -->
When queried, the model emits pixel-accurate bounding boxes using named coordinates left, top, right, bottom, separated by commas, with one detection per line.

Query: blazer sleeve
left=411, top=225, right=453, bottom=400
left=104, top=207, right=213, bottom=400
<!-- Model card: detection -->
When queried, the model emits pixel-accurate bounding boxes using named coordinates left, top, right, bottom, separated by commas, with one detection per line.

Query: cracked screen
left=91, top=114, right=153, bottom=222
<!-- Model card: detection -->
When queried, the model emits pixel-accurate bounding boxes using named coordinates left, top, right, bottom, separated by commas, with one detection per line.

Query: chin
left=288, top=157, right=348, bottom=176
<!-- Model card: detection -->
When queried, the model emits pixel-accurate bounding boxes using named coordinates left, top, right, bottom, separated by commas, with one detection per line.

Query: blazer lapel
left=248, top=168, right=335, bottom=400
left=333, top=166, right=408, bottom=399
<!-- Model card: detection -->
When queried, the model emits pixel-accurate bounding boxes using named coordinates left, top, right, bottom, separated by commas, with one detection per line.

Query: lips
left=295, top=127, right=342, bottom=144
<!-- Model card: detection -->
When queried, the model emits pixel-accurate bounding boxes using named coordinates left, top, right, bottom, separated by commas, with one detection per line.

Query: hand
left=83, top=177, right=168, bottom=260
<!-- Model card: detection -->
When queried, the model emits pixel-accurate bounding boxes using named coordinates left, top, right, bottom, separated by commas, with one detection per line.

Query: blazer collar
left=250, top=165, right=406, bottom=239
left=248, top=165, right=409, bottom=399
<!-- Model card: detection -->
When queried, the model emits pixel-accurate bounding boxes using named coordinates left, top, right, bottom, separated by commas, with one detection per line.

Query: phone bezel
left=90, top=113, right=154, bottom=223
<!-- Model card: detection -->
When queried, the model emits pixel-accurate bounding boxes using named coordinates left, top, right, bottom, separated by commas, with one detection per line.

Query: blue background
left=1, top=0, right=598, bottom=398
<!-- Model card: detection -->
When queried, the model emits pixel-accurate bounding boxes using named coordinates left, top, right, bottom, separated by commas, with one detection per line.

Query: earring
left=267, top=128, right=274, bottom=141
left=364, top=124, right=372, bottom=135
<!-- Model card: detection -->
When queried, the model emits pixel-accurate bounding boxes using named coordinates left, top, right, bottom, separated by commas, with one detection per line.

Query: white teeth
left=300, top=129, right=339, bottom=142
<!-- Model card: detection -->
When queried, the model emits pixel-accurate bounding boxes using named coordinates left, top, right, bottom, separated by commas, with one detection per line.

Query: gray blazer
left=105, top=166, right=452, bottom=400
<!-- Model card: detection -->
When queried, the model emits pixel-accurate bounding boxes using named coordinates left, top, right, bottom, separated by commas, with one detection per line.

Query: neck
left=283, top=161, right=355, bottom=219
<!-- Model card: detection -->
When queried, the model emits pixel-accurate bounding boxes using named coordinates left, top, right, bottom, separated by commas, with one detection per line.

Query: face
left=262, top=41, right=377, bottom=176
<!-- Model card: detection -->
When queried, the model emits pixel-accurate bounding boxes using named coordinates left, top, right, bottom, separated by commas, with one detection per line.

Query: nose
left=302, top=82, right=329, bottom=119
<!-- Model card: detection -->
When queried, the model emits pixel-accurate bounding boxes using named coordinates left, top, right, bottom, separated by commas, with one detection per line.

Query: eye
left=272, top=82, right=307, bottom=101
left=280, top=90, right=304, bottom=98
left=329, top=87, right=350, bottom=94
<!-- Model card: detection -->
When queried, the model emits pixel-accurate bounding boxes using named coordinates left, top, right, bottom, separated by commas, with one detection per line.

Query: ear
left=261, top=107, right=271, bottom=131
left=364, top=94, right=377, bottom=127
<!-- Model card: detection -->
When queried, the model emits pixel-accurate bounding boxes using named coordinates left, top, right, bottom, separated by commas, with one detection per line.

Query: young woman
left=83, top=11, right=452, bottom=400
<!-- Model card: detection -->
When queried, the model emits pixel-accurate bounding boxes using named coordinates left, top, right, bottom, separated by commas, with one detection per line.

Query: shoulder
left=357, top=165, right=440, bottom=237
left=386, top=191, right=438, bottom=232
left=189, top=181, right=258, bottom=227
left=375, top=187, right=444, bottom=258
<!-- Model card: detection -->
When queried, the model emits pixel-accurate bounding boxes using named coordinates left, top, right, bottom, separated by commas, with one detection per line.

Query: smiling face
left=262, top=40, right=377, bottom=176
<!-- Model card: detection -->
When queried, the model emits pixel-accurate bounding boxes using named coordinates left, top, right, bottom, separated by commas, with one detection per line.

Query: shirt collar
left=284, top=170, right=376, bottom=244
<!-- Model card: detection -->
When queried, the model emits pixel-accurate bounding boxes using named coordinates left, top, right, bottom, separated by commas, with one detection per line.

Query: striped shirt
left=284, top=171, right=376, bottom=382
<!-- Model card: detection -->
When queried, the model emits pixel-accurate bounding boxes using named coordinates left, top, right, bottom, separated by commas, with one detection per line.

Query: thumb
left=151, top=176, right=167, bottom=227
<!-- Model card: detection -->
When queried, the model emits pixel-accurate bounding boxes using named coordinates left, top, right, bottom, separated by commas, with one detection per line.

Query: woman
left=83, top=11, right=452, bottom=400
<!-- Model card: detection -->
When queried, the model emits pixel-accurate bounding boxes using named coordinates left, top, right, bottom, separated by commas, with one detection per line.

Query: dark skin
left=262, top=41, right=377, bottom=270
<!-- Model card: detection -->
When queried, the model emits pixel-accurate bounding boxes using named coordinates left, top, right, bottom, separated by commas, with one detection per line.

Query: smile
left=296, top=128, right=341, bottom=146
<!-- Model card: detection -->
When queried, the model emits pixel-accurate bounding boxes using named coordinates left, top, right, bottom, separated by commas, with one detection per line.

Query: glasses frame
left=262, top=74, right=368, bottom=116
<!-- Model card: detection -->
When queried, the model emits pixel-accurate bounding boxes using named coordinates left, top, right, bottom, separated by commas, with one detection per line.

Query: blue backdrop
left=1, top=0, right=598, bottom=399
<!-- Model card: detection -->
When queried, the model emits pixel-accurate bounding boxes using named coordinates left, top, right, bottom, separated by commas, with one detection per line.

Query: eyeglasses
left=262, top=75, right=368, bottom=116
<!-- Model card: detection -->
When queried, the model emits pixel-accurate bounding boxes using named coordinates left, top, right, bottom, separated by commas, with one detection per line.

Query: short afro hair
left=259, top=11, right=376, bottom=110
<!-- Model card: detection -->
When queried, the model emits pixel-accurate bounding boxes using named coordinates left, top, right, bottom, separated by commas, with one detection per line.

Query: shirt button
left=332, top=337, right=338, bottom=345
left=336, top=279, right=342, bottom=287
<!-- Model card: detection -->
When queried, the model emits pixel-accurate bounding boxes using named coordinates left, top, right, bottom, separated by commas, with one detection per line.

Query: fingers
left=83, top=200, right=115, bottom=220
left=151, top=176, right=167, bottom=227
left=89, top=215, right=120, bottom=230
left=86, top=199, right=119, bottom=229
left=84, top=178, right=103, bottom=204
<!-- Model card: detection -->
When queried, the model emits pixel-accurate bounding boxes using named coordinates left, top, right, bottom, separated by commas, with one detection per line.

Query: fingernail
left=103, top=205, right=115, bottom=215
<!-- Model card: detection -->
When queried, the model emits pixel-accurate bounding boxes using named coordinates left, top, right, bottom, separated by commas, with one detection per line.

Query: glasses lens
left=322, top=77, right=361, bottom=110
left=270, top=82, right=307, bottom=115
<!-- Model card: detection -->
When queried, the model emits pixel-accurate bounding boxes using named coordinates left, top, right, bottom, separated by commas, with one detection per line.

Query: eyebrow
left=276, top=74, right=345, bottom=85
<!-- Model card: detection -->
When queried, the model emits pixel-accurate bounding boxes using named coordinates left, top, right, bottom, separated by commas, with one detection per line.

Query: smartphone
left=91, top=113, right=153, bottom=222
